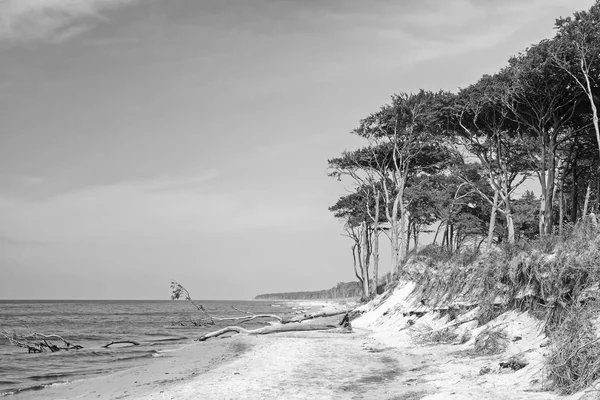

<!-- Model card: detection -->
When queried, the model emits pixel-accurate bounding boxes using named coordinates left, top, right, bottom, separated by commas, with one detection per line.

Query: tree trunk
left=390, top=220, right=400, bottom=276
left=449, top=223, right=454, bottom=254
left=581, top=58, right=600, bottom=160
left=405, top=219, right=412, bottom=257
left=442, top=223, right=448, bottom=250
left=371, top=194, right=380, bottom=297
left=559, top=179, right=564, bottom=236
left=390, top=186, right=402, bottom=275
left=539, top=192, right=546, bottom=237
left=487, top=190, right=499, bottom=249
left=583, top=184, right=591, bottom=219
left=414, top=225, right=419, bottom=250
left=360, top=222, right=370, bottom=299
left=571, top=158, right=578, bottom=222
left=398, top=203, right=409, bottom=267
left=351, top=244, right=363, bottom=287
left=433, top=221, right=444, bottom=244
left=544, top=143, right=556, bottom=235
left=505, top=195, right=515, bottom=244
left=539, top=141, right=548, bottom=236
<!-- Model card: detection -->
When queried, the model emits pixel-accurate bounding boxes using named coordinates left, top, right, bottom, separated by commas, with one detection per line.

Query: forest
left=328, top=2, right=600, bottom=300
left=254, top=281, right=362, bottom=300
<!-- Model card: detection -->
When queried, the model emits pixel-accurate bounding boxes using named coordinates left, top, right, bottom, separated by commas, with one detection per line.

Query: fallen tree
left=170, top=280, right=356, bottom=341
left=170, top=281, right=284, bottom=326
left=0, top=329, right=141, bottom=353
left=282, top=309, right=352, bottom=323
left=0, top=330, right=83, bottom=353
left=198, top=312, right=352, bottom=341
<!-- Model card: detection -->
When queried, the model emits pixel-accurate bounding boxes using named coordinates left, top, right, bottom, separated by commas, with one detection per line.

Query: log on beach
left=198, top=323, right=348, bottom=341
left=198, top=311, right=353, bottom=341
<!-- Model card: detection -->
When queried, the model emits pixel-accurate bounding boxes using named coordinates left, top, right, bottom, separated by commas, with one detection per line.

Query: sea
left=0, top=300, right=295, bottom=397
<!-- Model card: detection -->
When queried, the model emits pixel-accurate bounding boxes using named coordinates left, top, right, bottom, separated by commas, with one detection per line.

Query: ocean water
left=0, top=300, right=294, bottom=397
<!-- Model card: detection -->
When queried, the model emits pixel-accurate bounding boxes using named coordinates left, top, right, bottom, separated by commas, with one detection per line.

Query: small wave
left=29, top=372, right=72, bottom=381
left=112, top=350, right=158, bottom=363
left=0, top=382, right=56, bottom=397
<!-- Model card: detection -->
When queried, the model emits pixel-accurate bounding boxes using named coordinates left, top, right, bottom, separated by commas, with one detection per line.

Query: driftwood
left=102, top=340, right=140, bottom=348
left=282, top=309, right=352, bottom=324
left=1, top=329, right=143, bottom=353
left=0, top=330, right=83, bottom=353
left=198, top=312, right=352, bottom=341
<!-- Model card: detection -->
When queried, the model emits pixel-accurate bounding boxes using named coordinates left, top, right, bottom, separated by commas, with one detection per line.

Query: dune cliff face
left=254, top=281, right=361, bottom=300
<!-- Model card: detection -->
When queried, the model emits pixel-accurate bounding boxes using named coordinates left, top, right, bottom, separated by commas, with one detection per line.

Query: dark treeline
left=328, top=2, right=600, bottom=300
left=254, top=282, right=361, bottom=300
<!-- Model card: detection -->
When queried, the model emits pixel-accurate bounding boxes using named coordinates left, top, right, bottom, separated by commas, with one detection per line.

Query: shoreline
left=9, top=295, right=593, bottom=399
left=10, top=335, right=253, bottom=400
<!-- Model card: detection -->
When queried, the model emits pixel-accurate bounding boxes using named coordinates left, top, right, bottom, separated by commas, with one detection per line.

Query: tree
left=329, top=189, right=383, bottom=299
left=454, top=76, right=531, bottom=244
left=350, top=90, right=456, bottom=272
left=502, top=41, right=584, bottom=235
left=553, top=1, right=600, bottom=159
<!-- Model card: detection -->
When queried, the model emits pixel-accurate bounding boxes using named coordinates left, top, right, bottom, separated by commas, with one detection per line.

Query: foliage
left=546, top=301, right=600, bottom=394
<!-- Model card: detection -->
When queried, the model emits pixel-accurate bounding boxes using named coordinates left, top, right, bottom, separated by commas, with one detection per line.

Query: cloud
left=0, top=0, right=138, bottom=43
left=367, top=0, right=595, bottom=66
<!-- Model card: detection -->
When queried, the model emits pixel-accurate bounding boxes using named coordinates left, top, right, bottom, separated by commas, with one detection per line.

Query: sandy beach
left=13, top=293, right=598, bottom=400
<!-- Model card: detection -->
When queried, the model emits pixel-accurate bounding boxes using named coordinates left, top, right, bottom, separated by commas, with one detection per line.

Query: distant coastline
left=254, top=281, right=361, bottom=300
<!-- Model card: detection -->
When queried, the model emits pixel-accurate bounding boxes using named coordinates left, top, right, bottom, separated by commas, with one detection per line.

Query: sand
left=16, top=295, right=599, bottom=399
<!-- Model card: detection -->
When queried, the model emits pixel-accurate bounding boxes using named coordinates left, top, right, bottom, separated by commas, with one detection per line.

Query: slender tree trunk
left=414, top=225, right=419, bottom=249
left=539, top=193, right=546, bottom=236
left=442, top=223, right=448, bottom=250
left=390, top=185, right=402, bottom=275
left=506, top=211, right=515, bottom=244
left=360, top=222, right=370, bottom=298
left=581, top=59, right=600, bottom=160
left=399, top=203, right=409, bottom=266
left=390, top=219, right=400, bottom=276
left=371, top=194, right=380, bottom=297
left=559, top=179, right=564, bottom=236
left=405, top=219, right=412, bottom=257
left=583, top=184, right=592, bottom=219
left=352, top=244, right=363, bottom=287
left=449, top=223, right=454, bottom=254
left=571, top=159, right=578, bottom=222
left=539, top=143, right=548, bottom=236
left=433, top=221, right=444, bottom=244
left=544, top=142, right=556, bottom=235
left=504, top=191, right=515, bottom=244
left=487, top=190, right=499, bottom=249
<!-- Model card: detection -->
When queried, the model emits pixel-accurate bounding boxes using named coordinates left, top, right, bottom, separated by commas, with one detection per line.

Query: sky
left=0, top=0, right=594, bottom=300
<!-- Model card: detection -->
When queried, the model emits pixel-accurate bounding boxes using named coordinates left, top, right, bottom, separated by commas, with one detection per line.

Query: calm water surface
left=0, top=300, right=295, bottom=396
